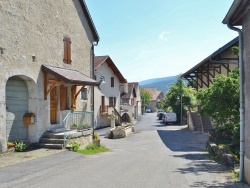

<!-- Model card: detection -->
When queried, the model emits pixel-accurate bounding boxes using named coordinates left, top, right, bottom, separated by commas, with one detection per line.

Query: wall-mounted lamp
left=95, top=71, right=105, bottom=89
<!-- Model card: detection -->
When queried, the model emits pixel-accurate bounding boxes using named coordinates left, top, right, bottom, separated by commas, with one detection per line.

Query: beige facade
left=0, top=1, right=99, bottom=152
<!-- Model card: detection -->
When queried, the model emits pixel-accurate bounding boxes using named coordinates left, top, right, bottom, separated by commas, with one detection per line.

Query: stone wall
left=0, top=0, right=96, bottom=151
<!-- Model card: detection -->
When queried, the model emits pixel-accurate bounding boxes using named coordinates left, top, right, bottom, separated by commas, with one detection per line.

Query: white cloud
left=159, top=31, right=169, bottom=42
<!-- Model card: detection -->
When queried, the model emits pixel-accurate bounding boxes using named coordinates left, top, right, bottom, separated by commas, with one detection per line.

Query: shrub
left=14, top=140, right=27, bottom=152
left=77, top=143, right=109, bottom=155
left=70, top=141, right=80, bottom=152
left=93, top=133, right=100, bottom=140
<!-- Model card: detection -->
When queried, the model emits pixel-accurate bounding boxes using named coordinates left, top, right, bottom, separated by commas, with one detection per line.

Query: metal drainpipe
left=92, top=42, right=98, bottom=137
left=227, top=23, right=244, bottom=181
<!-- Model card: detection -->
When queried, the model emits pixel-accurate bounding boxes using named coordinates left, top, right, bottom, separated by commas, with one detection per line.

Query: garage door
left=6, top=76, right=28, bottom=141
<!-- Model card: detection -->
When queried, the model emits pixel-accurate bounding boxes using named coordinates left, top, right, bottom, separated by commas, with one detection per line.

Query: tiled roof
left=94, top=56, right=127, bottom=83
left=143, top=88, right=164, bottom=100
left=120, top=83, right=134, bottom=99
left=42, top=65, right=99, bottom=86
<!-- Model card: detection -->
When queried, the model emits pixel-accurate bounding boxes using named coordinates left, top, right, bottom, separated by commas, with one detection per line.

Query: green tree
left=197, top=68, right=240, bottom=156
left=140, top=89, right=152, bottom=111
left=197, top=68, right=240, bottom=126
left=162, top=76, right=197, bottom=120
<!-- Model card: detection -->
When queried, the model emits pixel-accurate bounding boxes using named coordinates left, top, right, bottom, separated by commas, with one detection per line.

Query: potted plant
left=77, top=124, right=90, bottom=132
left=93, top=133, right=100, bottom=147
left=7, top=142, right=15, bottom=150
left=107, top=114, right=117, bottom=128
left=70, top=123, right=78, bottom=130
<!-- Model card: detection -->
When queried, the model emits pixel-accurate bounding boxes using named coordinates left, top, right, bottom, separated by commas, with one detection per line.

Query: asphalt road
left=0, top=113, right=249, bottom=188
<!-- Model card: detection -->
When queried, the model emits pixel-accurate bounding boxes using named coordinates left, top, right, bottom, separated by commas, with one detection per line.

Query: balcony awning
left=42, top=65, right=99, bottom=86
left=42, top=64, right=99, bottom=100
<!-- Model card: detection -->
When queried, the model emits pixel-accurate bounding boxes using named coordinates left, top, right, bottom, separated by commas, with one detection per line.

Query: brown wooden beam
left=71, top=85, right=86, bottom=109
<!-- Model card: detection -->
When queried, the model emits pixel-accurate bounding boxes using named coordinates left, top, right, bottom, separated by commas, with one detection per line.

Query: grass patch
left=77, top=143, right=109, bottom=155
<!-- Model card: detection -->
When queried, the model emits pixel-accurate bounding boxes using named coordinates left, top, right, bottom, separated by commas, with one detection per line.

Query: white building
left=94, top=56, right=127, bottom=128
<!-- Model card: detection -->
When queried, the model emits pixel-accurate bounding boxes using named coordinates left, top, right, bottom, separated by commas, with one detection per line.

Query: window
left=63, top=36, right=71, bottom=64
left=101, top=96, right=105, bottom=112
left=81, top=88, right=88, bottom=100
left=111, top=77, right=114, bottom=87
left=109, top=97, right=116, bottom=107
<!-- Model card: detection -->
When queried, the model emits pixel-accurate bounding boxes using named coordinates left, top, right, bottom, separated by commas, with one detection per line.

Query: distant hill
left=139, top=76, right=178, bottom=94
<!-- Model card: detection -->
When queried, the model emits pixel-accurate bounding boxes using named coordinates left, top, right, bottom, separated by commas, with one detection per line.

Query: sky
left=85, top=0, right=238, bottom=82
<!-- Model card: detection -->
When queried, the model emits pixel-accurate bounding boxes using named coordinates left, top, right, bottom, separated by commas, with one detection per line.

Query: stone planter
left=111, top=126, right=135, bottom=139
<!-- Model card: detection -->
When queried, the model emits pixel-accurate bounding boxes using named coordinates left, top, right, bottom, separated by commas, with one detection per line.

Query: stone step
left=42, top=132, right=65, bottom=139
left=39, top=143, right=64, bottom=149
left=40, top=138, right=64, bottom=144
left=50, top=128, right=65, bottom=133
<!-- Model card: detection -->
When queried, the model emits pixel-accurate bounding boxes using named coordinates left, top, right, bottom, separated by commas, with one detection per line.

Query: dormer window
left=63, top=36, right=71, bottom=64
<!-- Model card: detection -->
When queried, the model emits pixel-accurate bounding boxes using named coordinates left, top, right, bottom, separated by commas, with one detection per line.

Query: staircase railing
left=63, top=111, right=94, bottom=147
left=112, top=107, right=122, bottom=124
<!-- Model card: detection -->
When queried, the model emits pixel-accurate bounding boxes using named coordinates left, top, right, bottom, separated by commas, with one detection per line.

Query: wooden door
left=50, top=87, right=57, bottom=124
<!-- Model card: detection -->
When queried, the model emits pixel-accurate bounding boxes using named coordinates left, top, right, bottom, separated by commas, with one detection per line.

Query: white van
left=163, top=112, right=177, bottom=125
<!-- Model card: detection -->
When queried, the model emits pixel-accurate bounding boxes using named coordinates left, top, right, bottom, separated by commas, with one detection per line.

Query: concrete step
left=39, top=143, right=64, bottom=149
left=40, top=138, right=64, bottom=144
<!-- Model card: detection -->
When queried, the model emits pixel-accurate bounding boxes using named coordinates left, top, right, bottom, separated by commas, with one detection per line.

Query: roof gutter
left=222, top=0, right=242, bottom=24
left=226, top=21, right=245, bottom=182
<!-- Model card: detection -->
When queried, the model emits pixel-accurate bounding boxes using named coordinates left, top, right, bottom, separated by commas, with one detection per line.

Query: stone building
left=0, top=1, right=100, bottom=152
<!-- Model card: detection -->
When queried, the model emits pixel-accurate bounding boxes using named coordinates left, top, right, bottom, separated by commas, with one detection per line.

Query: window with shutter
left=111, top=77, right=114, bottom=87
left=63, top=36, right=72, bottom=64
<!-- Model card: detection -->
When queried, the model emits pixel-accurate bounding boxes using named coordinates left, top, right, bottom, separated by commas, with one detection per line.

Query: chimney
left=124, top=83, right=128, bottom=93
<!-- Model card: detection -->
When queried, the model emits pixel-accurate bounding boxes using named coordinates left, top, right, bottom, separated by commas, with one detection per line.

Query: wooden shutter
left=101, top=96, right=105, bottom=112
left=109, top=97, right=112, bottom=106
left=71, top=86, right=76, bottom=109
left=63, top=36, right=71, bottom=64
left=111, top=77, right=114, bottom=87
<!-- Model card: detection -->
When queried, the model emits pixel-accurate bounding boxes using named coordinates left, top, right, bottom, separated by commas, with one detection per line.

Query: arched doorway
left=6, top=76, right=28, bottom=141
left=121, top=113, right=131, bottom=123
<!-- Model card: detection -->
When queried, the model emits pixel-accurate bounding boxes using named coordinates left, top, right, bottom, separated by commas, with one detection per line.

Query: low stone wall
left=207, top=141, right=239, bottom=168
left=65, top=129, right=93, bottom=149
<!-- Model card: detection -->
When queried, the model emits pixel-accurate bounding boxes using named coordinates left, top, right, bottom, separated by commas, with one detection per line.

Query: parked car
left=162, top=112, right=177, bottom=125
left=145, top=108, right=151, bottom=113
left=157, top=109, right=164, bottom=117
left=158, top=111, right=166, bottom=120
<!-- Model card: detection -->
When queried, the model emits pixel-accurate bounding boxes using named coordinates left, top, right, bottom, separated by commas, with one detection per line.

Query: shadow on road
left=157, top=128, right=208, bottom=152
left=157, top=128, right=250, bottom=187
